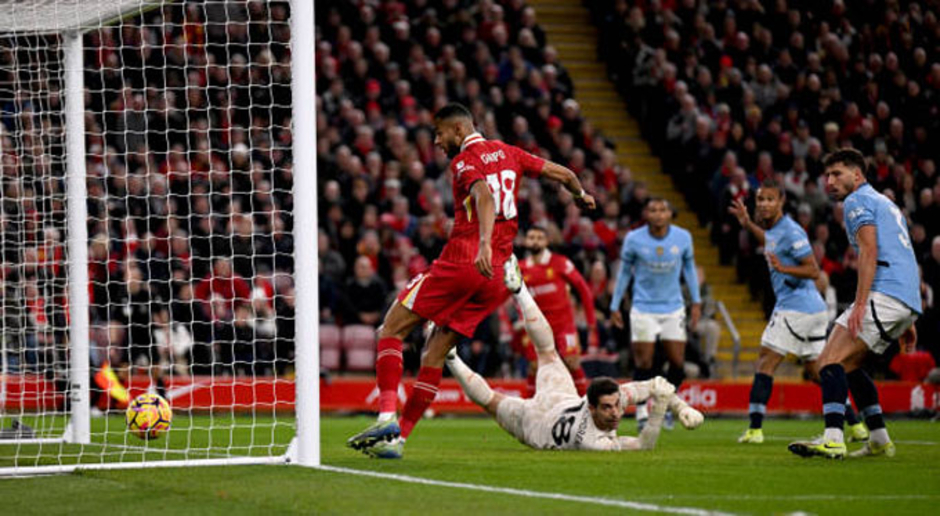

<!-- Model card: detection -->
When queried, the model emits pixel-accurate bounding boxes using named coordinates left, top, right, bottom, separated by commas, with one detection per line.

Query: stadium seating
left=341, top=325, right=377, bottom=372
left=320, top=324, right=342, bottom=372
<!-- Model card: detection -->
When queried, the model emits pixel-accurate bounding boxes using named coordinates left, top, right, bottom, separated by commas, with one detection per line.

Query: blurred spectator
left=345, top=256, right=388, bottom=327
left=690, top=265, right=720, bottom=378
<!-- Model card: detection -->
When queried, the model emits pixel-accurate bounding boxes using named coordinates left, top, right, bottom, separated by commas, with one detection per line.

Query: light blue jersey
left=610, top=225, right=701, bottom=314
left=764, top=215, right=826, bottom=313
left=843, top=183, right=921, bottom=314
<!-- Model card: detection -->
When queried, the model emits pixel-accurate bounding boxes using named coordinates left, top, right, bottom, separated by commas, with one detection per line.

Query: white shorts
left=761, top=310, right=828, bottom=360
left=630, top=308, right=686, bottom=343
left=834, top=291, right=918, bottom=354
left=495, top=359, right=578, bottom=443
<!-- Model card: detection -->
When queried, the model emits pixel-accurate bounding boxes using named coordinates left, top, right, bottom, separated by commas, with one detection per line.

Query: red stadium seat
left=319, top=324, right=342, bottom=371
left=342, top=325, right=377, bottom=372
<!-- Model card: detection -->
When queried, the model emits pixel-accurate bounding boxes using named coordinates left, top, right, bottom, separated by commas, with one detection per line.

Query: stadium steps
left=530, top=0, right=782, bottom=379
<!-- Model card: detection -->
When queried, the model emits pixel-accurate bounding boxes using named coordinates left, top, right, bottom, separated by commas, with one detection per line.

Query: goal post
left=287, top=0, right=319, bottom=469
left=0, top=0, right=319, bottom=476
left=64, top=27, right=91, bottom=447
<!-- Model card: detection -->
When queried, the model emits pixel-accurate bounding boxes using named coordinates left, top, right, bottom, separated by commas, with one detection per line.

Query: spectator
left=690, top=265, right=721, bottom=378
left=344, top=256, right=388, bottom=327
left=195, top=258, right=252, bottom=323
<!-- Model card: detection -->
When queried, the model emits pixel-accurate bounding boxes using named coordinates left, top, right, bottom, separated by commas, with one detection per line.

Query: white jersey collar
left=460, top=132, right=485, bottom=152
left=536, top=249, right=552, bottom=265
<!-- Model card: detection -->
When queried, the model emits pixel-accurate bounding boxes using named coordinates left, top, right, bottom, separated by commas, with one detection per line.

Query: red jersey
left=520, top=250, right=597, bottom=330
left=439, top=133, right=545, bottom=266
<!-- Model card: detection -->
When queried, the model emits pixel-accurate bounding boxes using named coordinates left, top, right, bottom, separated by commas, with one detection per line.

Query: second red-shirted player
left=516, top=226, right=598, bottom=397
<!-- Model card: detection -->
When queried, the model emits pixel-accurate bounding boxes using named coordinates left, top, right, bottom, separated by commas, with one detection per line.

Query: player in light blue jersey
left=789, top=149, right=920, bottom=460
left=610, top=198, right=701, bottom=430
left=729, top=180, right=867, bottom=444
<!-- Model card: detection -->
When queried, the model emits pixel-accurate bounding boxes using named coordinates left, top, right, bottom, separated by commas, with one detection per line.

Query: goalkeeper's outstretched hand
left=678, top=406, right=704, bottom=430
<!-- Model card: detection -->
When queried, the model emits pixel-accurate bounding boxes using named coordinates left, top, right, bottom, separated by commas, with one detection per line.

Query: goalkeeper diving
left=447, top=254, right=704, bottom=452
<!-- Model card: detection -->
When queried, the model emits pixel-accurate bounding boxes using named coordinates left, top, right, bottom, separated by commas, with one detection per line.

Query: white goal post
left=0, top=0, right=319, bottom=476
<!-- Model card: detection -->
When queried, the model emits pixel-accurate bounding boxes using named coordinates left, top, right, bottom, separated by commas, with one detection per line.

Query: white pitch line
left=317, top=465, right=738, bottom=516
left=632, top=494, right=939, bottom=501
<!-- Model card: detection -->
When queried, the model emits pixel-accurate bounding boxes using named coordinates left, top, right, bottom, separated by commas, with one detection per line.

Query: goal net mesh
left=0, top=0, right=297, bottom=471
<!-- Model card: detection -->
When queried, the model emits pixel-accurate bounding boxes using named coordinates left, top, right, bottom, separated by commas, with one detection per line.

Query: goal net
left=0, top=0, right=319, bottom=475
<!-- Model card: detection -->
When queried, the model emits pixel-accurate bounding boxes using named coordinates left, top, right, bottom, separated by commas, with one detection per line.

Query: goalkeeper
left=449, top=256, right=703, bottom=452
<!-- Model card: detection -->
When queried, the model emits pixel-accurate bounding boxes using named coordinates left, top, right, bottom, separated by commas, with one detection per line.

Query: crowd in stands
left=590, top=0, right=940, bottom=375
left=1, top=1, right=295, bottom=377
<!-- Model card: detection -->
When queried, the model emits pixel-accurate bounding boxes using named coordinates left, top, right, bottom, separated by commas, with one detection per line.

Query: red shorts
left=514, top=317, right=580, bottom=363
left=398, top=260, right=509, bottom=338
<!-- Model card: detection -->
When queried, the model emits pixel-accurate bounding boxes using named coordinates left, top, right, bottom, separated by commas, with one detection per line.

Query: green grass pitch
left=1, top=415, right=938, bottom=515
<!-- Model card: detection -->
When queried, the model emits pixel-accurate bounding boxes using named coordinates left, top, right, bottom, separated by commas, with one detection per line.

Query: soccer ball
left=125, top=393, right=173, bottom=440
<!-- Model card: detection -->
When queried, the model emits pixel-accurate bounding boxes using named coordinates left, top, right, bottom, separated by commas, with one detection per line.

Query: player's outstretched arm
left=470, top=180, right=496, bottom=278
left=606, top=394, right=669, bottom=451
left=540, top=161, right=596, bottom=210
left=728, top=198, right=765, bottom=244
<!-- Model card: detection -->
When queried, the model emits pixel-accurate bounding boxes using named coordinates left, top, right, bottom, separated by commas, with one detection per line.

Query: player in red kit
left=518, top=226, right=598, bottom=397
left=347, top=103, right=596, bottom=459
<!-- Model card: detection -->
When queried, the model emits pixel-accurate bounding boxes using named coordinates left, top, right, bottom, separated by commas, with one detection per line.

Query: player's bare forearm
left=541, top=161, right=581, bottom=193
left=471, top=180, right=496, bottom=278
left=471, top=180, right=495, bottom=245
left=854, top=226, right=878, bottom=305
left=744, top=219, right=766, bottom=245
left=541, top=161, right=595, bottom=209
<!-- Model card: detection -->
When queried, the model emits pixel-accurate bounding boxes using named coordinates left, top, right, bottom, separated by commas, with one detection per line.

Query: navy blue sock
left=819, top=364, right=848, bottom=431
left=844, top=399, right=861, bottom=426
left=666, top=364, right=686, bottom=391
left=633, top=367, right=654, bottom=382
left=847, top=369, right=885, bottom=431
left=748, top=373, right=773, bottom=429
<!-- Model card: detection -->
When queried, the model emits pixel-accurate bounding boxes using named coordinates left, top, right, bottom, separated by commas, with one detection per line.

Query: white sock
left=870, top=428, right=890, bottom=445
left=377, top=412, right=396, bottom=423
left=446, top=354, right=494, bottom=407
left=514, top=287, right=554, bottom=353
left=824, top=428, right=844, bottom=443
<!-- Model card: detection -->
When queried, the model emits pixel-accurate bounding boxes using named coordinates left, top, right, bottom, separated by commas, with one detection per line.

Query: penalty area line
left=317, top=465, right=737, bottom=516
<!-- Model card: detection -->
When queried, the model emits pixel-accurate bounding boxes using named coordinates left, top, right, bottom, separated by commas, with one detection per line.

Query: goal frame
left=0, top=0, right=320, bottom=476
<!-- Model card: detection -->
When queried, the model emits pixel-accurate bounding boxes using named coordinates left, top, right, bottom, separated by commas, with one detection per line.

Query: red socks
left=376, top=337, right=403, bottom=414
left=572, top=367, right=588, bottom=397
left=399, top=366, right=442, bottom=439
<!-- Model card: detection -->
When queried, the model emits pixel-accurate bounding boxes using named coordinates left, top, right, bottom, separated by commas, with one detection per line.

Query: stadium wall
left=2, top=375, right=936, bottom=415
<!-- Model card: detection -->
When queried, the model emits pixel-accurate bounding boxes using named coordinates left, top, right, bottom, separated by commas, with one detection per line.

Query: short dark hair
left=433, top=103, right=473, bottom=123
left=644, top=197, right=672, bottom=211
left=526, top=225, right=548, bottom=235
left=587, top=377, right=620, bottom=407
left=758, top=178, right=785, bottom=198
left=823, top=148, right=867, bottom=173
